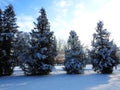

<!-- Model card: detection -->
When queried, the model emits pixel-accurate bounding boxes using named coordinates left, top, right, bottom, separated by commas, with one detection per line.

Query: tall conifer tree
left=23, top=8, right=57, bottom=75
left=0, top=4, right=18, bottom=75
left=0, top=9, right=4, bottom=76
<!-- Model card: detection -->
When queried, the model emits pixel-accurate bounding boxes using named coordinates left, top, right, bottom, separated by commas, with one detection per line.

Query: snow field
left=0, top=65, right=120, bottom=90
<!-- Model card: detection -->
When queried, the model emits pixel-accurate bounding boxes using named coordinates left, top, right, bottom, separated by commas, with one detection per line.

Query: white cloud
left=58, top=0, right=67, bottom=8
left=51, top=0, right=96, bottom=45
left=50, top=0, right=73, bottom=40
left=95, top=0, right=120, bottom=45
left=53, top=0, right=72, bottom=17
left=17, top=15, right=34, bottom=32
left=15, top=0, right=120, bottom=47
left=52, top=0, right=120, bottom=47
left=54, top=0, right=72, bottom=8
left=71, top=0, right=120, bottom=47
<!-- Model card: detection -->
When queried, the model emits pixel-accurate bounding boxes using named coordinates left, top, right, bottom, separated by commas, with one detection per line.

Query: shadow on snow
left=0, top=66, right=114, bottom=90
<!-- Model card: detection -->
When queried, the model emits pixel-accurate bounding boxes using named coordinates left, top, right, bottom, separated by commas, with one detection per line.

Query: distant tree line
left=0, top=4, right=119, bottom=76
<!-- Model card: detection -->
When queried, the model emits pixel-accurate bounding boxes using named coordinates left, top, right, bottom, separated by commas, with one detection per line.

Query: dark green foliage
left=64, top=30, right=86, bottom=74
left=12, top=31, right=30, bottom=66
left=22, top=8, right=57, bottom=75
left=0, top=5, right=18, bottom=76
left=0, top=9, right=3, bottom=76
left=91, top=21, right=119, bottom=74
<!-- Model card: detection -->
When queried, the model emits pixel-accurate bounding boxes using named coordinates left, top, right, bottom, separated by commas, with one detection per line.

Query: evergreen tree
left=0, top=9, right=2, bottom=32
left=23, top=8, right=57, bottom=75
left=91, top=21, right=119, bottom=74
left=0, top=9, right=4, bottom=76
left=1, top=4, right=18, bottom=75
left=64, top=30, right=86, bottom=74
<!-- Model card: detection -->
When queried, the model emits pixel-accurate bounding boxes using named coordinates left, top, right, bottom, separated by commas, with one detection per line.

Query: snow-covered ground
left=0, top=65, right=120, bottom=90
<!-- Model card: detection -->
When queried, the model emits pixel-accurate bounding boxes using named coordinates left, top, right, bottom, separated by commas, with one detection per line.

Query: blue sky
left=0, top=0, right=120, bottom=47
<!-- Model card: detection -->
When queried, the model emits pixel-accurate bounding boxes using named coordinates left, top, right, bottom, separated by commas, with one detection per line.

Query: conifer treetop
left=68, top=30, right=81, bottom=50
left=35, top=8, right=50, bottom=33
left=0, top=9, right=2, bottom=14
left=92, top=21, right=110, bottom=48
left=4, top=4, right=16, bottom=19
left=3, top=4, right=18, bottom=33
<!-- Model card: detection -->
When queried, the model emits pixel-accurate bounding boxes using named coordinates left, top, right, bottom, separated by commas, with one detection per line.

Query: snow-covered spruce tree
left=1, top=4, right=18, bottom=75
left=23, top=8, right=57, bottom=75
left=64, top=30, right=86, bottom=74
left=91, top=21, right=119, bottom=74
left=0, top=9, right=4, bottom=76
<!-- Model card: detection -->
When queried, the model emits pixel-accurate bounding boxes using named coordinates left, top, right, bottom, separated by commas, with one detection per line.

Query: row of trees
left=0, top=4, right=119, bottom=76
left=64, top=21, right=119, bottom=74
left=0, top=5, right=57, bottom=76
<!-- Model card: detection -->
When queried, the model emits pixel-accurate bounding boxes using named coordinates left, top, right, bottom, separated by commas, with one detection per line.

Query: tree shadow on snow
left=0, top=69, right=113, bottom=90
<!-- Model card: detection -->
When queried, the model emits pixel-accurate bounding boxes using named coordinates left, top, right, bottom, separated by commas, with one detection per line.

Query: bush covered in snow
left=91, top=21, right=119, bottom=74
left=64, top=31, right=86, bottom=74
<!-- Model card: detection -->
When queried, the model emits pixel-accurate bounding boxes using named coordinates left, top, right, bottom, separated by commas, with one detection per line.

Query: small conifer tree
left=64, top=30, right=86, bottom=74
left=91, top=21, right=119, bottom=74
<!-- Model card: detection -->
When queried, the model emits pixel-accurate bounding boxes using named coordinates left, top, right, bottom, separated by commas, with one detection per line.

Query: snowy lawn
left=0, top=65, right=120, bottom=90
